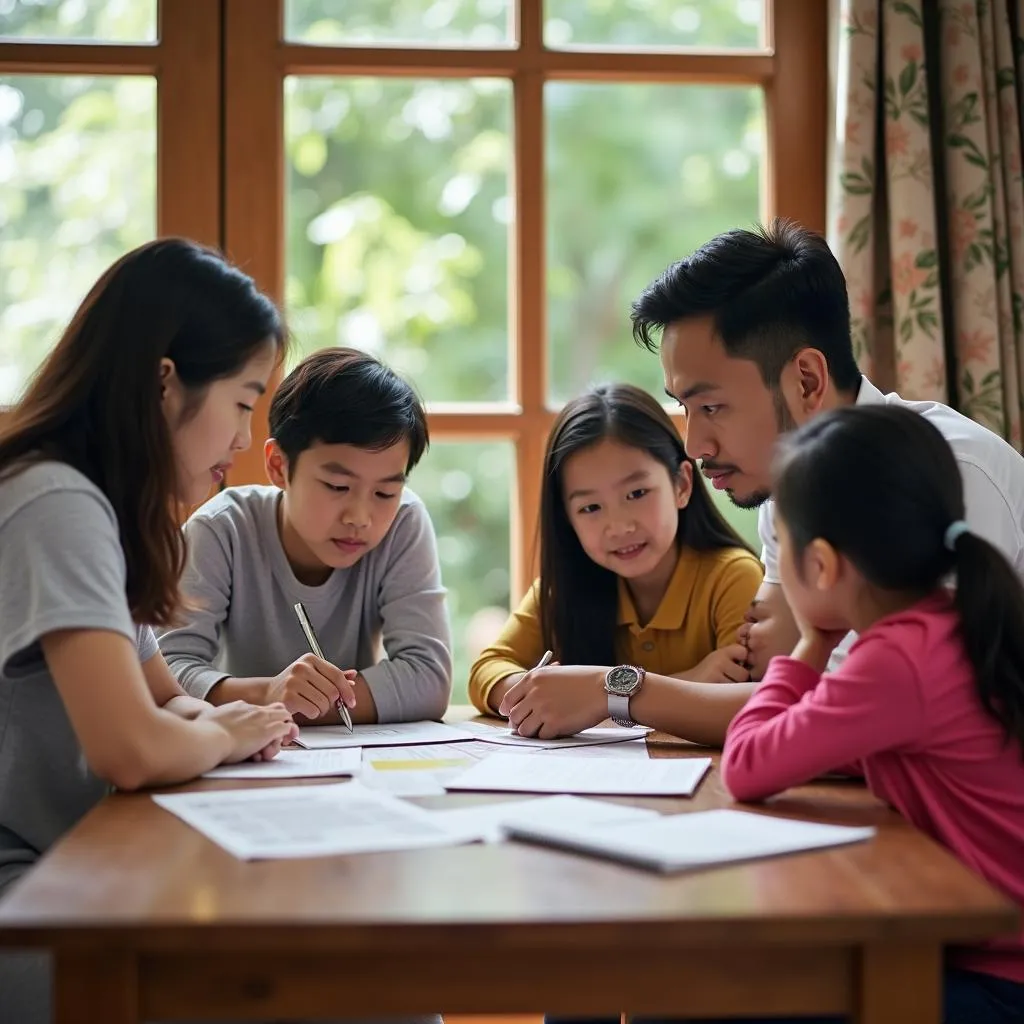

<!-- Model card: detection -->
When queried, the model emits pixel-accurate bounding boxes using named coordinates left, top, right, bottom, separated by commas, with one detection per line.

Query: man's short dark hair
left=630, top=218, right=862, bottom=394
left=270, top=347, right=428, bottom=474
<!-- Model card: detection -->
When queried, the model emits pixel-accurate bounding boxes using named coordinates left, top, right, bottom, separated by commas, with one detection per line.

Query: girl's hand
left=498, top=665, right=608, bottom=739
left=203, top=701, right=299, bottom=763
left=790, top=612, right=850, bottom=673
left=684, top=644, right=751, bottom=683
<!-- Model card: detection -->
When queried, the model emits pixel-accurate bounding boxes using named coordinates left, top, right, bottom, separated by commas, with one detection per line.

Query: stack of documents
left=154, top=781, right=874, bottom=872
left=504, top=808, right=876, bottom=873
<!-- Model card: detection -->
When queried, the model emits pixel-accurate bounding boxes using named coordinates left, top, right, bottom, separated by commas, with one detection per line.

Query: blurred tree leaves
left=1, top=0, right=765, bottom=695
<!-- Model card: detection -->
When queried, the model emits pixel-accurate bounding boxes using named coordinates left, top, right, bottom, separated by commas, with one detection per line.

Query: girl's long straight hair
left=538, top=383, right=754, bottom=666
left=774, top=404, right=1024, bottom=754
left=0, top=238, right=285, bottom=625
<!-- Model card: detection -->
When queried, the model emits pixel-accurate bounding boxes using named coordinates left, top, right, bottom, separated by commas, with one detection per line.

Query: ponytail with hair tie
left=944, top=520, right=970, bottom=551
left=774, top=404, right=1024, bottom=755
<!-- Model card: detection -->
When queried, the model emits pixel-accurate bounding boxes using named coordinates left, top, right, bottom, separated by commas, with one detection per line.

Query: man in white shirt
left=632, top=218, right=1024, bottom=680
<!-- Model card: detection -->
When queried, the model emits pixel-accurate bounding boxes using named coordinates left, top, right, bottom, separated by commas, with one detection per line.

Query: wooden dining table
left=0, top=713, right=1017, bottom=1024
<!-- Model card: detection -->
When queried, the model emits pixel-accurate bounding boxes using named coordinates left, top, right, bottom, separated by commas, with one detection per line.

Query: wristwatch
left=604, top=664, right=645, bottom=727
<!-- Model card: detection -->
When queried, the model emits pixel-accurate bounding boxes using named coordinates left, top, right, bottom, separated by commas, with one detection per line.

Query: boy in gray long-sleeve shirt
left=158, top=347, right=452, bottom=724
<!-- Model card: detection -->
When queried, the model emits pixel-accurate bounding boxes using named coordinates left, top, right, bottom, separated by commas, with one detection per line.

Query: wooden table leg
left=855, top=943, right=942, bottom=1024
left=54, top=949, right=139, bottom=1024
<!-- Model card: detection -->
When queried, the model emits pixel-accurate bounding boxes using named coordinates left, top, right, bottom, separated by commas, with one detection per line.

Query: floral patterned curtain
left=831, top=0, right=1024, bottom=449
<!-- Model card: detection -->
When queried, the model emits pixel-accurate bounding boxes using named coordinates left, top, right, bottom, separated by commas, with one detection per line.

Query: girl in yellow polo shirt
left=469, top=383, right=763, bottom=740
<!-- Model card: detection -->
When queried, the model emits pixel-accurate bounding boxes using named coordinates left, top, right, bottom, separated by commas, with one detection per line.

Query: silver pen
left=293, top=602, right=354, bottom=733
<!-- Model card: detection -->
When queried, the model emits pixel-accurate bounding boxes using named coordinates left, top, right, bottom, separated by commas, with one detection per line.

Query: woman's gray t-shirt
left=0, top=461, right=157, bottom=892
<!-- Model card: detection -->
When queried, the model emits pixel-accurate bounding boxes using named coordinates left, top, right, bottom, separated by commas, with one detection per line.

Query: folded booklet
left=504, top=808, right=876, bottom=873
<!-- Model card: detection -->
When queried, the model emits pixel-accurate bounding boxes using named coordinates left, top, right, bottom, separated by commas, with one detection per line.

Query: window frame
left=221, top=0, right=826, bottom=599
left=0, top=0, right=222, bottom=245
left=1, top=0, right=827, bottom=604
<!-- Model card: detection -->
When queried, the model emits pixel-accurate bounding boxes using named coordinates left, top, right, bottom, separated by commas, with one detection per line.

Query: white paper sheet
left=152, top=781, right=476, bottom=860
left=359, top=741, right=497, bottom=797
left=454, top=720, right=651, bottom=750
left=295, top=720, right=475, bottom=750
left=541, top=740, right=650, bottom=759
left=505, top=808, right=876, bottom=873
left=445, top=752, right=712, bottom=796
left=202, top=748, right=362, bottom=780
left=430, top=794, right=658, bottom=842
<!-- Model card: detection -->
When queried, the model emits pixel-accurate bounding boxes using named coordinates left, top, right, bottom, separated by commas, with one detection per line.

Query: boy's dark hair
left=0, top=238, right=284, bottom=626
left=270, top=348, right=428, bottom=475
left=539, top=383, right=755, bottom=667
left=631, top=218, right=862, bottom=395
left=775, top=404, right=1024, bottom=755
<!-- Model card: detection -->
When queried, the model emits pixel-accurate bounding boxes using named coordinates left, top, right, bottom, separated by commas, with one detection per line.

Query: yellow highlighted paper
left=369, top=758, right=472, bottom=772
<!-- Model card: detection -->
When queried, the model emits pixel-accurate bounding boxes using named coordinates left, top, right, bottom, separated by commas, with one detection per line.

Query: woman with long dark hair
left=0, top=240, right=298, bottom=1022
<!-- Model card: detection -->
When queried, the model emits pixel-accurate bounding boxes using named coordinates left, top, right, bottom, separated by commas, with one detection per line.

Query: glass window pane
left=544, top=0, right=764, bottom=50
left=0, top=0, right=156, bottom=42
left=410, top=440, right=512, bottom=703
left=285, top=0, right=512, bottom=47
left=0, top=75, right=156, bottom=404
left=285, top=76, right=511, bottom=403
left=546, top=82, right=764, bottom=403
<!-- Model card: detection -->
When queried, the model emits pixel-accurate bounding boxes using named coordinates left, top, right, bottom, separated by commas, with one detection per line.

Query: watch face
left=607, top=665, right=640, bottom=695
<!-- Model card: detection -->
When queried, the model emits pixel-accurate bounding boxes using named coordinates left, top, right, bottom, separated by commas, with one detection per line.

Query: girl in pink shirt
left=723, top=404, right=1024, bottom=1023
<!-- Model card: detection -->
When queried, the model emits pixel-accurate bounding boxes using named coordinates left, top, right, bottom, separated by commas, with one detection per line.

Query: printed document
left=295, top=720, right=475, bottom=750
left=446, top=752, right=711, bottom=796
left=152, top=781, right=477, bottom=860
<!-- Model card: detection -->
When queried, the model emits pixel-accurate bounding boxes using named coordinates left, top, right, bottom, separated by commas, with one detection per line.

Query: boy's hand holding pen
left=262, top=602, right=357, bottom=730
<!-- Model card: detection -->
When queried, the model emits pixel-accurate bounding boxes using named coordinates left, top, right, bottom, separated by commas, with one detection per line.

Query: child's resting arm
left=157, top=517, right=237, bottom=700
left=359, top=499, right=453, bottom=722
left=468, top=581, right=546, bottom=716
left=626, top=676, right=756, bottom=745
left=721, top=636, right=928, bottom=802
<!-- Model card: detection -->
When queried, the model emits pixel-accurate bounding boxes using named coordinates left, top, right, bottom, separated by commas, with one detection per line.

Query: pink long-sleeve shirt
left=722, top=592, right=1024, bottom=983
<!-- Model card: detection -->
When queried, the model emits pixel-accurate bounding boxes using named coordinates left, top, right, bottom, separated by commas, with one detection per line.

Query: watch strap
left=607, top=692, right=637, bottom=728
